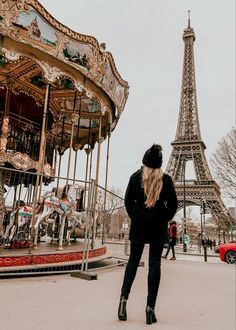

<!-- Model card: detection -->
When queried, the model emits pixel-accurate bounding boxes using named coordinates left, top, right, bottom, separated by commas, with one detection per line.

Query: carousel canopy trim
left=0, top=0, right=129, bottom=116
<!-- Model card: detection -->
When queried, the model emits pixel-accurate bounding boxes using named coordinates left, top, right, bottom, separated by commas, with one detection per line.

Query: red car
left=219, top=242, right=236, bottom=264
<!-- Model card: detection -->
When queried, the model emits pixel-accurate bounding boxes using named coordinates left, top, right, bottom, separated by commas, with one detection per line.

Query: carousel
left=0, top=0, right=129, bottom=275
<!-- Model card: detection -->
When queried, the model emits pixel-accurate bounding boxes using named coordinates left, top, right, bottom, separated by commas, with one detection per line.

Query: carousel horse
left=33, top=184, right=82, bottom=249
left=66, top=211, right=85, bottom=242
left=4, top=202, right=33, bottom=244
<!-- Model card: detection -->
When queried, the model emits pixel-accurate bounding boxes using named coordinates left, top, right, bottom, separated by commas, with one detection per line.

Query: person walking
left=118, top=144, right=178, bottom=325
left=162, top=221, right=177, bottom=260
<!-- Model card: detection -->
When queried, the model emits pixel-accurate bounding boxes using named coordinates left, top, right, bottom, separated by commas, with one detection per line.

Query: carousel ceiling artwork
left=0, top=0, right=129, bottom=178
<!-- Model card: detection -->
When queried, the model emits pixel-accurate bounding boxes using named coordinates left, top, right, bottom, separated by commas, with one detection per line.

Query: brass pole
left=56, top=153, right=62, bottom=192
left=91, top=113, right=102, bottom=248
left=86, top=148, right=93, bottom=211
left=17, top=177, right=23, bottom=205
left=38, top=165, right=44, bottom=200
left=84, top=119, right=92, bottom=206
left=66, top=91, right=77, bottom=190
left=28, top=183, right=33, bottom=204
left=52, top=117, right=59, bottom=176
left=12, top=186, right=17, bottom=210
left=73, top=149, right=78, bottom=183
left=57, top=116, right=65, bottom=191
left=102, top=130, right=110, bottom=244
left=88, top=149, right=93, bottom=183
left=73, top=97, right=81, bottom=182
left=31, top=84, right=50, bottom=247
left=0, top=87, right=11, bottom=155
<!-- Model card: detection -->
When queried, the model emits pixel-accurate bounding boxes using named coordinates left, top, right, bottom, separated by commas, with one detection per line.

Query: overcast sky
left=40, top=0, right=235, bottom=201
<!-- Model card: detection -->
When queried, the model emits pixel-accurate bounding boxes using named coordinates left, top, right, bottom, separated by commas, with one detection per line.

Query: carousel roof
left=0, top=0, right=129, bottom=150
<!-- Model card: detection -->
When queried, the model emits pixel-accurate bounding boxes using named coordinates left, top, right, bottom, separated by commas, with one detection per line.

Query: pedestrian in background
left=162, top=221, right=177, bottom=260
left=118, top=144, right=178, bottom=325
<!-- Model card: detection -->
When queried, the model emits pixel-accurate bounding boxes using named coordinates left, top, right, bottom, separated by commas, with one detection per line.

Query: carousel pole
left=17, top=177, right=23, bottom=205
left=56, top=116, right=65, bottom=192
left=38, top=162, right=44, bottom=201
left=73, top=97, right=81, bottom=183
left=38, top=102, right=52, bottom=199
left=102, top=129, right=111, bottom=245
left=56, top=154, right=62, bottom=191
left=0, top=86, right=11, bottom=158
left=84, top=119, right=92, bottom=208
left=73, top=147, right=78, bottom=183
left=0, top=85, right=11, bottom=237
left=91, top=113, right=102, bottom=249
left=85, top=148, right=93, bottom=212
left=88, top=149, right=93, bottom=185
left=52, top=118, right=59, bottom=177
left=65, top=90, right=77, bottom=190
left=58, top=91, right=77, bottom=250
left=27, top=183, right=33, bottom=204
left=12, top=186, right=17, bottom=210
left=31, top=83, right=50, bottom=249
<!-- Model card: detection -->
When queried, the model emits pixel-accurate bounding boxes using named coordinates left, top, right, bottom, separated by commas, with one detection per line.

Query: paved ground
left=0, top=244, right=235, bottom=330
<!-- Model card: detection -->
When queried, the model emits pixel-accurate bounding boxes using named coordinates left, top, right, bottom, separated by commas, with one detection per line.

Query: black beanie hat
left=142, top=144, right=163, bottom=169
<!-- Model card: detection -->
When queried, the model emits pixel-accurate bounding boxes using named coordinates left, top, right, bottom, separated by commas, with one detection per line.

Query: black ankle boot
left=146, top=306, right=157, bottom=324
left=118, top=297, right=127, bottom=321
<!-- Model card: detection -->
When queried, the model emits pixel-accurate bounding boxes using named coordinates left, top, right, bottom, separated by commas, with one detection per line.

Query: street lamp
left=199, top=200, right=205, bottom=253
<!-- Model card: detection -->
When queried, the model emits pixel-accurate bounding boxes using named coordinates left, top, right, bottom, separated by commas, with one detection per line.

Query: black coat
left=125, top=168, right=178, bottom=244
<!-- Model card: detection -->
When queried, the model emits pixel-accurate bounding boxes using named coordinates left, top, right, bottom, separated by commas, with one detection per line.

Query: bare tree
left=211, top=128, right=236, bottom=200
left=96, top=186, right=124, bottom=237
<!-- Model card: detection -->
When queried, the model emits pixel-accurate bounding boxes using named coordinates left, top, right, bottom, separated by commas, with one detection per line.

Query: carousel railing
left=5, top=113, right=54, bottom=165
left=0, top=166, right=126, bottom=275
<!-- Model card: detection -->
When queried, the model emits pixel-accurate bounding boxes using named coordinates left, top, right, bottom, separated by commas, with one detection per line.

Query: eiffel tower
left=166, top=15, right=232, bottom=229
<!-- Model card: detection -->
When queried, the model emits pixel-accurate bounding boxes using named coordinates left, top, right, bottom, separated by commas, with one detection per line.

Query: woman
left=162, top=221, right=177, bottom=260
left=118, top=144, right=178, bottom=325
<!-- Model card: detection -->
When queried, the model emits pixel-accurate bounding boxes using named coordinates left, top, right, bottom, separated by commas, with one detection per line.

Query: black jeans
left=121, top=242, right=164, bottom=308
left=165, top=242, right=175, bottom=258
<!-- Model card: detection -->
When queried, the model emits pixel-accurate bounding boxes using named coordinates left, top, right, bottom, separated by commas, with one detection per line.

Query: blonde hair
left=142, top=166, right=163, bottom=208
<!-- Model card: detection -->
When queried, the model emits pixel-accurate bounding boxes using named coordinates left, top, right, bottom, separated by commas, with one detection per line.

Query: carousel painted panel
left=12, top=9, right=58, bottom=48
left=63, top=40, right=93, bottom=72
left=88, top=60, right=127, bottom=114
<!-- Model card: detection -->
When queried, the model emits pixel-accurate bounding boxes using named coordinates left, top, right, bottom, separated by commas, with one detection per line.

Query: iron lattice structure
left=166, top=18, right=232, bottom=229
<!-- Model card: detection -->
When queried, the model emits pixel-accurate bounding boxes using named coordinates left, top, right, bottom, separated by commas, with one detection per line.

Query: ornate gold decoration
left=7, top=151, right=35, bottom=170
left=0, top=116, right=9, bottom=151
left=43, top=163, right=52, bottom=177
left=0, top=0, right=129, bottom=114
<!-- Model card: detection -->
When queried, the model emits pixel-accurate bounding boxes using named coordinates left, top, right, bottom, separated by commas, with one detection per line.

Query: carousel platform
left=0, top=239, right=108, bottom=276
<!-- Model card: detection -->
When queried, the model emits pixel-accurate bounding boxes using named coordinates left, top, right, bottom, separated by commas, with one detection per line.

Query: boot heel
left=118, top=297, right=127, bottom=321
left=146, top=306, right=157, bottom=325
left=146, top=310, right=152, bottom=324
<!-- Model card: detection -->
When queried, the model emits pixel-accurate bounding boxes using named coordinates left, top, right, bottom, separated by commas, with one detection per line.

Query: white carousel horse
left=33, top=184, right=81, bottom=249
left=65, top=211, right=83, bottom=243
left=33, top=184, right=81, bottom=230
left=4, top=204, right=33, bottom=244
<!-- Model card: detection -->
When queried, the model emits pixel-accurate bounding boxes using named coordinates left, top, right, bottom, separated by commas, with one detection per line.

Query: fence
left=0, top=166, right=128, bottom=275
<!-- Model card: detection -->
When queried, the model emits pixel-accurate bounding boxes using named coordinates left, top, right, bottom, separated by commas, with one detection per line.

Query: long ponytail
left=142, top=166, right=163, bottom=208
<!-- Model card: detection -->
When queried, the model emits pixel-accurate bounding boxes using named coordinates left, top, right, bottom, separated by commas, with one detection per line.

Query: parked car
left=219, top=242, right=236, bottom=264
left=214, top=244, right=220, bottom=253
